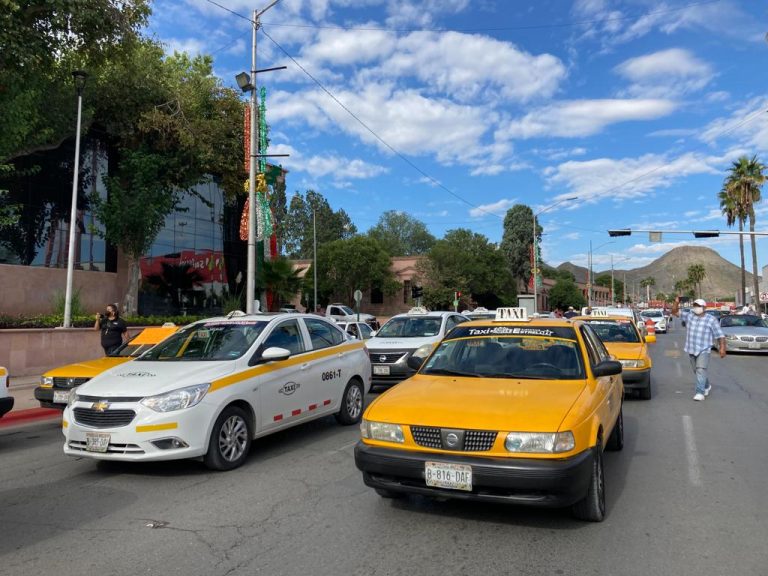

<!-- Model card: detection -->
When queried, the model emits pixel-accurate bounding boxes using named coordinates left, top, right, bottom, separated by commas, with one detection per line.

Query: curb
left=0, top=407, right=61, bottom=428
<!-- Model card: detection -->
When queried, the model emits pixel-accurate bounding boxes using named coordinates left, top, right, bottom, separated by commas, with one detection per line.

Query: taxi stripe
left=136, top=423, right=178, bottom=433
left=208, top=341, right=365, bottom=393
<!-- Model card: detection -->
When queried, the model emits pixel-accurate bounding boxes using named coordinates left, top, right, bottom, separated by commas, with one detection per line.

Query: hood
left=366, top=335, right=436, bottom=351
left=603, top=342, right=646, bottom=361
left=44, top=357, right=133, bottom=378
left=76, top=361, right=237, bottom=398
left=722, top=326, right=768, bottom=336
left=366, top=374, right=586, bottom=431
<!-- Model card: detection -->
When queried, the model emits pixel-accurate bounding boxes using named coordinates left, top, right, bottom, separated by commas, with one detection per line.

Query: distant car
left=325, top=303, right=379, bottom=330
left=337, top=321, right=375, bottom=340
left=0, top=366, right=14, bottom=419
left=35, top=325, right=179, bottom=409
left=640, top=309, right=667, bottom=334
left=720, top=314, right=768, bottom=353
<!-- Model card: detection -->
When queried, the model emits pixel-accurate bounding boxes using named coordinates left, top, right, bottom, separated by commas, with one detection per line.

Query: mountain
left=557, top=246, right=759, bottom=301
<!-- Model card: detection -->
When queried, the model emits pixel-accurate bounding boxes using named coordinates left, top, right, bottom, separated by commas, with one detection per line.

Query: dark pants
left=103, top=343, right=122, bottom=356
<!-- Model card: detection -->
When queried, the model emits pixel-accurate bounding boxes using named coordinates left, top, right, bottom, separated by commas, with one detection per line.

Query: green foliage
left=220, top=290, right=244, bottom=315
left=51, top=288, right=86, bottom=317
left=542, top=265, right=575, bottom=282
left=594, top=273, right=624, bottom=303
left=548, top=278, right=586, bottom=311
left=687, top=264, right=706, bottom=298
left=283, top=190, right=357, bottom=259
left=422, top=285, right=458, bottom=311
left=0, top=313, right=204, bottom=330
left=366, top=211, right=436, bottom=256
left=501, top=204, right=540, bottom=290
left=255, top=256, right=302, bottom=311
left=305, top=236, right=398, bottom=305
left=655, top=292, right=668, bottom=302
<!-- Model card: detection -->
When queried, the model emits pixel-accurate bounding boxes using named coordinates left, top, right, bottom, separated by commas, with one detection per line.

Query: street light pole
left=532, top=197, right=577, bottom=311
left=313, top=207, right=317, bottom=313
left=611, top=254, right=615, bottom=305
left=63, top=70, right=87, bottom=328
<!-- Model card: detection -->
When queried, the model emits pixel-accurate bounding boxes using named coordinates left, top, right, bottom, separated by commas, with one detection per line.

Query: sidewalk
left=1, top=375, right=61, bottom=428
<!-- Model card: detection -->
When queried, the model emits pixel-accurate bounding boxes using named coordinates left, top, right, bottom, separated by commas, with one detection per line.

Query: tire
left=639, top=375, right=652, bottom=400
left=572, top=441, right=606, bottom=522
left=375, top=487, right=404, bottom=499
left=203, top=405, right=252, bottom=471
left=335, top=378, right=364, bottom=425
left=606, top=407, right=624, bottom=451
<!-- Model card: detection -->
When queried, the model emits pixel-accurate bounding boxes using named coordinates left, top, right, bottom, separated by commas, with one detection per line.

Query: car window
left=262, top=320, right=306, bottom=356
left=139, top=321, right=268, bottom=361
left=721, top=315, right=765, bottom=328
left=359, top=323, right=373, bottom=339
left=376, top=317, right=442, bottom=338
left=305, top=318, right=345, bottom=350
left=581, top=325, right=610, bottom=364
left=345, top=323, right=360, bottom=338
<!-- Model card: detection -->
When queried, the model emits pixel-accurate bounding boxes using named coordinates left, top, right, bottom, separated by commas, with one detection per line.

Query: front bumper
left=0, top=396, right=14, bottom=418
left=621, top=368, right=651, bottom=390
left=725, top=339, right=768, bottom=352
left=370, top=364, right=416, bottom=386
left=354, top=442, right=595, bottom=507
left=34, top=386, right=63, bottom=410
left=62, top=398, right=217, bottom=462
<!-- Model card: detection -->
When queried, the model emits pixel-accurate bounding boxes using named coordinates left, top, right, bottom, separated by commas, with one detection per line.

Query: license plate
left=749, top=342, right=761, bottom=349
left=85, top=432, right=110, bottom=453
left=53, top=390, right=71, bottom=404
left=425, top=461, right=472, bottom=491
left=373, top=365, right=390, bottom=375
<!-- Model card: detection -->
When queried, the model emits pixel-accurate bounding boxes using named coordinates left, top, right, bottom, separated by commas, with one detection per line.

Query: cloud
left=699, top=95, right=768, bottom=152
left=469, top=198, right=517, bottom=218
left=498, top=99, right=677, bottom=139
left=270, top=143, right=388, bottom=181
left=615, top=48, right=713, bottom=97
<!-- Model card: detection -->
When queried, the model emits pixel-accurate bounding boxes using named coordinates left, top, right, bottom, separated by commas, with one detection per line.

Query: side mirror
left=251, top=346, right=290, bottom=365
left=593, top=359, right=622, bottom=378
left=407, top=355, right=426, bottom=371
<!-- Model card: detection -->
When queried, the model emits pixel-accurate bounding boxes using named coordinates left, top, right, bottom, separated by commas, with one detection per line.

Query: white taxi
left=62, top=312, right=371, bottom=470
left=365, top=308, right=469, bottom=388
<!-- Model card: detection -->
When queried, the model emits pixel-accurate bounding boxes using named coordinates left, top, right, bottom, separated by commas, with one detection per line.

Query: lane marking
left=682, top=414, right=702, bottom=487
left=674, top=340, right=678, bottom=349
left=676, top=361, right=683, bottom=378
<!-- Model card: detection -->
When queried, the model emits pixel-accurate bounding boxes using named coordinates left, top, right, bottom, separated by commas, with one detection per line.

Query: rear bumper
left=0, top=396, right=14, bottom=418
left=354, top=442, right=595, bottom=507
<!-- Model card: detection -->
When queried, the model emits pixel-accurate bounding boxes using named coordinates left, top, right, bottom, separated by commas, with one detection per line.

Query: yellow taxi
left=355, top=308, right=624, bottom=522
left=35, top=325, right=178, bottom=409
left=573, top=310, right=654, bottom=400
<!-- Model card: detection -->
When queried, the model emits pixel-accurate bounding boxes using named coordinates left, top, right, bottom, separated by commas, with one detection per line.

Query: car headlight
left=67, top=392, right=79, bottom=407
left=360, top=420, right=404, bottom=443
left=140, top=383, right=210, bottom=413
left=726, top=334, right=739, bottom=341
left=411, top=343, right=435, bottom=360
left=504, top=431, right=575, bottom=453
left=41, top=376, right=53, bottom=387
left=619, top=359, right=647, bottom=368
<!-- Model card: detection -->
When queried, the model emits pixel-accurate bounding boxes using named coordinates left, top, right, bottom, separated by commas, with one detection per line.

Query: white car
left=639, top=309, right=667, bottom=334
left=337, top=321, right=375, bottom=340
left=0, top=366, right=13, bottom=419
left=365, top=308, right=469, bottom=388
left=62, top=312, right=371, bottom=470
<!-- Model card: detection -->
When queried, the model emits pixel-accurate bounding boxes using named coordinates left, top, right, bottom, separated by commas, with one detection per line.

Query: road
left=2, top=326, right=767, bottom=576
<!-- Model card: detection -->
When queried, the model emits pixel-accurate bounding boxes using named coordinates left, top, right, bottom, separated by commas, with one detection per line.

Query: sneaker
left=704, top=385, right=712, bottom=397
left=693, top=393, right=705, bottom=401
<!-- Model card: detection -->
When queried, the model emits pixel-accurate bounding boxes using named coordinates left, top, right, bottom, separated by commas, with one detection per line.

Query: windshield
left=336, top=306, right=354, bottom=315
left=641, top=310, right=662, bottom=318
left=584, top=320, right=641, bottom=343
left=376, top=316, right=442, bottom=338
left=137, top=321, right=268, bottom=361
left=421, top=335, right=585, bottom=380
left=721, top=315, right=766, bottom=328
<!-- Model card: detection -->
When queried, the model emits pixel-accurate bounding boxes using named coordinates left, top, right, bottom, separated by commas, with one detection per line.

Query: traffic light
left=693, top=231, right=719, bottom=238
left=608, top=229, right=632, bottom=237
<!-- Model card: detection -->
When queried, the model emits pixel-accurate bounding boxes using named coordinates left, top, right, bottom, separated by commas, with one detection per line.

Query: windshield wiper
left=424, top=368, right=479, bottom=377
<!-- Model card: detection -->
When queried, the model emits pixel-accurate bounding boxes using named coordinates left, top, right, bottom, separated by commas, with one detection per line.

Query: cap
left=693, top=298, right=706, bottom=306
left=568, top=306, right=574, bottom=310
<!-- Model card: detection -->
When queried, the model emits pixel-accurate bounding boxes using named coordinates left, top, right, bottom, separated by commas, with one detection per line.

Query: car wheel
left=336, top=378, right=364, bottom=425
left=203, top=405, right=252, bottom=471
left=639, top=375, right=652, bottom=400
left=606, top=407, right=624, bottom=451
left=375, top=487, right=404, bottom=499
left=572, top=441, right=606, bottom=522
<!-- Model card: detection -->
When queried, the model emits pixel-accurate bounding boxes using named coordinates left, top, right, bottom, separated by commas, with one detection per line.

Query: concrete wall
left=0, top=327, right=143, bottom=377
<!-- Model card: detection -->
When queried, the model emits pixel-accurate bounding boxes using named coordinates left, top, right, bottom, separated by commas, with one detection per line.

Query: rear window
left=583, top=320, right=640, bottom=343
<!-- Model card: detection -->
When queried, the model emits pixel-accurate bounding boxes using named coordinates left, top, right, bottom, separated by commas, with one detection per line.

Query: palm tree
left=687, top=264, right=706, bottom=299
left=725, top=155, right=765, bottom=305
left=256, top=256, right=303, bottom=311
left=146, top=263, right=205, bottom=312
left=639, top=276, right=656, bottom=303
left=719, top=183, right=747, bottom=305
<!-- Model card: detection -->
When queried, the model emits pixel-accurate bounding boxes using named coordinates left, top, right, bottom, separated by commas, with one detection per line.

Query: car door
left=303, top=318, right=351, bottom=416
left=257, top=319, right=312, bottom=433
left=581, top=325, right=622, bottom=430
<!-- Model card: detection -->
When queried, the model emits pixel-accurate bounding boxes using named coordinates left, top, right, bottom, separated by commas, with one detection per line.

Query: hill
left=557, top=246, right=758, bottom=301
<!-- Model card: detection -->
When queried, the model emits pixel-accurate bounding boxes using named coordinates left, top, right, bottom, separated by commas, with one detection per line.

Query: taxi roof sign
left=590, top=309, right=610, bottom=317
left=407, top=306, right=429, bottom=315
left=494, top=307, right=530, bottom=322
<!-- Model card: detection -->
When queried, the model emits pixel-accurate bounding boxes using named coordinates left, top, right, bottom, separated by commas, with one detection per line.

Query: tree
left=255, top=256, right=302, bottom=311
left=687, top=264, right=706, bottom=298
left=501, top=204, right=540, bottom=292
left=548, top=277, right=586, bottom=311
left=366, top=211, right=436, bottom=256
left=306, top=236, right=398, bottom=305
left=655, top=292, right=668, bottom=302
left=723, top=155, right=765, bottom=305
left=145, top=263, right=204, bottom=312
left=594, top=273, right=624, bottom=304
left=283, top=190, right=357, bottom=259
left=639, top=276, right=656, bottom=302
left=719, top=182, right=748, bottom=305
left=421, top=228, right=512, bottom=309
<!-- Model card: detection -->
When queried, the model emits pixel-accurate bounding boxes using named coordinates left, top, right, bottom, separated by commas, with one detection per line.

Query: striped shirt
left=684, top=312, right=725, bottom=356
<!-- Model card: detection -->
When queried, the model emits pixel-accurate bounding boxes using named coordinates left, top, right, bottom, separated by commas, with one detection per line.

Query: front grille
left=368, top=350, right=410, bottom=364
left=73, top=408, right=136, bottom=429
left=739, top=336, right=755, bottom=342
left=67, top=440, right=145, bottom=454
left=410, top=427, right=498, bottom=452
left=755, top=336, right=768, bottom=343
left=53, top=377, right=90, bottom=389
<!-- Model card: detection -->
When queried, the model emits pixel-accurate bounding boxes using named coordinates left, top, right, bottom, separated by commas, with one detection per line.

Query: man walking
left=684, top=298, right=726, bottom=401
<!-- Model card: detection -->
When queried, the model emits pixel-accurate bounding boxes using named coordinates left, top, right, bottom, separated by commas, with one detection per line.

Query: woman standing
left=94, top=303, right=127, bottom=355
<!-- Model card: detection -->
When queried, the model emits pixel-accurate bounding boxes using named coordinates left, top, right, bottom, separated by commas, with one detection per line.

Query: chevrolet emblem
left=91, top=401, right=109, bottom=412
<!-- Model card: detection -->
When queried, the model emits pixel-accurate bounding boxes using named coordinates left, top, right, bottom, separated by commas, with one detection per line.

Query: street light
left=532, top=196, right=578, bottom=311
left=63, top=70, right=87, bottom=328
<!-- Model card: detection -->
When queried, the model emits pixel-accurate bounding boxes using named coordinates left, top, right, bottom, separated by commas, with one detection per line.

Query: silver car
left=720, top=314, right=768, bottom=353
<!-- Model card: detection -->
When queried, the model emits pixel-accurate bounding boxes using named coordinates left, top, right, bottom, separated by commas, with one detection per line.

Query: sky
left=147, top=0, right=768, bottom=273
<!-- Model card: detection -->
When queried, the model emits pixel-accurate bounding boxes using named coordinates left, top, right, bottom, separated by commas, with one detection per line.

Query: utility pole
left=313, top=207, right=317, bottom=313
left=610, top=254, right=615, bottom=305
left=588, top=240, right=593, bottom=308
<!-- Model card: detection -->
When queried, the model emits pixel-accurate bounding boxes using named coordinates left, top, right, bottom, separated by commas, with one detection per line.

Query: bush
left=0, top=314, right=207, bottom=329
